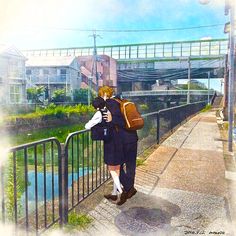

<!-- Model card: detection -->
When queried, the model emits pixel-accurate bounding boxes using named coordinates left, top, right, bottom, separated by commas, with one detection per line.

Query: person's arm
left=105, top=100, right=125, bottom=128
left=85, top=111, right=102, bottom=129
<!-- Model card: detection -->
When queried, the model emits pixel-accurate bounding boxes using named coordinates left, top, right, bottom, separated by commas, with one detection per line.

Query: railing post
left=59, top=143, right=68, bottom=226
left=157, top=113, right=160, bottom=144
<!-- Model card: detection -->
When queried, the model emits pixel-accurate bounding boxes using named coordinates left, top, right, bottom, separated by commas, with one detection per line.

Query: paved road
left=83, top=111, right=235, bottom=236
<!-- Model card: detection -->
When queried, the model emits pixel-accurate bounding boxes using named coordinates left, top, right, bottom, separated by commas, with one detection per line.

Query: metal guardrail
left=0, top=130, right=108, bottom=234
left=156, top=101, right=207, bottom=143
left=0, top=101, right=210, bottom=234
left=22, top=38, right=228, bottom=60
left=1, top=138, right=62, bottom=234
left=122, top=90, right=215, bottom=97
left=62, top=130, right=109, bottom=223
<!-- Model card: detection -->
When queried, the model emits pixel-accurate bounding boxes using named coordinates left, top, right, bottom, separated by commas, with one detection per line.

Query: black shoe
left=127, top=187, right=137, bottom=199
left=104, top=194, right=118, bottom=201
left=116, top=191, right=128, bottom=206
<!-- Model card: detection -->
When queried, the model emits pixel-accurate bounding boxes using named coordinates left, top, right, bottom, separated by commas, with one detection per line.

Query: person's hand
left=103, top=111, right=112, bottom=122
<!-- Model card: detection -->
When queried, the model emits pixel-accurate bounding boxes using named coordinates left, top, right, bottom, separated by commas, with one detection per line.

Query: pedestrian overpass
left=22, top=38, right=227, bottom=91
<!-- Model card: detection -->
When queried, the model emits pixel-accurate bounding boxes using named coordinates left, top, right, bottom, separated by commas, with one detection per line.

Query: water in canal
left=20, top=168, right=90, bottom=211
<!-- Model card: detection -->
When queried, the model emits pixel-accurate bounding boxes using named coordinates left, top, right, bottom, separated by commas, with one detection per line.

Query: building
left=78, top=55, right=117, bottom=92
left=26, top=56, right=81, bottom=99
left=177, top=79, right=207, bottom=89
left=0, top=44, right=27, bottom=104
left=190, top=79, right=207, bottom=89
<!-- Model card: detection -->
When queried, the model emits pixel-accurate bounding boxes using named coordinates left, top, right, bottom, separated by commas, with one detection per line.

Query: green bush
left=67, top=212, right=93, bottom=230
left=139, top=104, right=149, bottom=112
left=201, top=104, right=212, bottom=112
left=73, top=89, right=96, bottom=104
left=51, top=89, right=71, bottom=103
left=27, top=86, right=45, bottom=103
left=5, top=104, right=95, bottom=124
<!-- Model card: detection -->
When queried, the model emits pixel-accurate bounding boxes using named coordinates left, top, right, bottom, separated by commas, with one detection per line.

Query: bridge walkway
left=71, top=110, right=235, bottom=236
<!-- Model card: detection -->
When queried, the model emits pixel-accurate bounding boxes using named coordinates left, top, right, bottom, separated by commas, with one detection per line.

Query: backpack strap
left=111, top=97, right=121, bottom=103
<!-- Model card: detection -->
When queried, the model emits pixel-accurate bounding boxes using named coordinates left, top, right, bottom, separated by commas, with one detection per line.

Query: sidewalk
left=83, top=111, right=235, bottom=236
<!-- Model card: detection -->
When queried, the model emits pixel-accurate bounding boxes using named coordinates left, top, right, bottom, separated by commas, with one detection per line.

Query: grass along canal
left=6, top=123, right=85, bottom=146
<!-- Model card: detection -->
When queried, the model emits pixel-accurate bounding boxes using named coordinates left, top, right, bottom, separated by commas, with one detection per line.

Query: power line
left=30, top=23, right=225, bottom=33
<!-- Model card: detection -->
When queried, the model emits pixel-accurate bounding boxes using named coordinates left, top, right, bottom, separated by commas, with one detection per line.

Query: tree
left=27, top=86, right=45, bottom=103
left=179, top=83, right=207, bottom=90
left=73, top=89, right=95, bottom=104
left=51, top=89, right=71, bottom=103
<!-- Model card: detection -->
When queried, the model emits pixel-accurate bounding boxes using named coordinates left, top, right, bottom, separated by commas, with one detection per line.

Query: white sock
left=110, top=171, right=123, bottom=194
left=112, top=182, right=117, bottom=195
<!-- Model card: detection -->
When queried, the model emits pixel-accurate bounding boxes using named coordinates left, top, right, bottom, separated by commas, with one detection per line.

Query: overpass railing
left=1, top=101, right=208, bottom=234
left=122, top=90, right=215, bottom=97
left=23, top=38, right=227, bottom=60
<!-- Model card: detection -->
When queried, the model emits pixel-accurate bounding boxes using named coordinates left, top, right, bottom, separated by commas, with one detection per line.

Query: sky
left=0, top=0, right=229, bottom=49
left=0, top=0, right=232, bottom=92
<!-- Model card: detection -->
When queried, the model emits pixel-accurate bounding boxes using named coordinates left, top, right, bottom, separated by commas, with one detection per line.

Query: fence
left=1, top=138, right=62, bottom=234
left=122, top=90, right=215, bottom=97
left=0, top=130, right=106, bottom=234
left=157, top=101, right=206, bottom=143
left=0, top=101, right=208, bottom=234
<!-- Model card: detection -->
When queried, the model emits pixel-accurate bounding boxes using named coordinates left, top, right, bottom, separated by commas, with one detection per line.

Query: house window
left=30, top=68, right=39, bottom=75
left=10, top=85, right=22, bottom=103
left=60, top=69, right=67, bottom=75
left=26, top=69, right=32, bottom=75
left=43, top=69, right=49, bottom=75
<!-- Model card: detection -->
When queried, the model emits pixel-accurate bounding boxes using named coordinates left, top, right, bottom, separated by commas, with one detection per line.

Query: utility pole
left=226, top=1, right=235, bottom=152
left=187, top=57, right=191, bottom=104
left=207, top=71, right=210, bottom=104
left=87, top=76, right=92, bottom=106
left=89, top=31, right=101, bottom=93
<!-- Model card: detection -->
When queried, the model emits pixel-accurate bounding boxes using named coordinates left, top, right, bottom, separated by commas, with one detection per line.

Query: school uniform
left=106, top=99, right=138, bottom=192
left=104, top=98, right=126, bottom=166
left=85, top=98, right=126, bottom=166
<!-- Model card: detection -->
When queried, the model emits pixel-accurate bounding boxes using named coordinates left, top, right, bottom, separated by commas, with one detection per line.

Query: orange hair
left=98, top=86, right=114, bottom=98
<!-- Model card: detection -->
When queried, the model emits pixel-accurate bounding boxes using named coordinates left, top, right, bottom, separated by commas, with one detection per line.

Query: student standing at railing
left=99, top=86, right=138, bottom=205
left=85, top=86, right=125, bottom=200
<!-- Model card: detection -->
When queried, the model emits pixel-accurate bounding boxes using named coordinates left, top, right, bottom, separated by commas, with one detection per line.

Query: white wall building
left=26, top=56, right=81, bottom=99
left=0, top=45, right=27, bottom=104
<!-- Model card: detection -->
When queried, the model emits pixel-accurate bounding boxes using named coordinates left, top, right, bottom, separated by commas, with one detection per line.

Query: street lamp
left=199, top=0, right=235, bottom=152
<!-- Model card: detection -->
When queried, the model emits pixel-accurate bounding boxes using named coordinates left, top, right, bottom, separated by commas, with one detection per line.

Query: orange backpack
left=112, top=98, right=144, bottom=131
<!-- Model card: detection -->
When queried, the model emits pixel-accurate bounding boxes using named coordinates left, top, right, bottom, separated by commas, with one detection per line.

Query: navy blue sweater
left=106, top=99, right=138, bottom=144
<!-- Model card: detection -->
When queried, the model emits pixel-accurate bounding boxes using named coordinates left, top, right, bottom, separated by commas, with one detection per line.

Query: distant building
left=0, top=45, right=27, bottom=104
left=78, top=55, right=117, bottom=92
left=26, top=56, right=81, bottom=99
left=177, top=79, right=207, bottom=89
left=151, top=79, right=177, bottom=90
